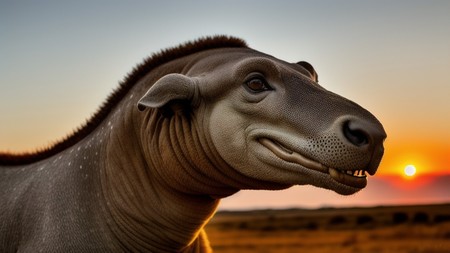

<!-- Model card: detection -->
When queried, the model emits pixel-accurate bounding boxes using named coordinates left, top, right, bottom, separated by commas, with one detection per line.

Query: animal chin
left=258, top=138, right=367, bottom=189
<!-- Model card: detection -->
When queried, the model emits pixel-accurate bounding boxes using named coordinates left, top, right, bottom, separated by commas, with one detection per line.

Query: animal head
left=137, top=47, right=386, bottom=196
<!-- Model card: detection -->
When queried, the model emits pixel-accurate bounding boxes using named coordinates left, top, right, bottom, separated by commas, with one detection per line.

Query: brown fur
left=0, top=36, right=248, bottom=165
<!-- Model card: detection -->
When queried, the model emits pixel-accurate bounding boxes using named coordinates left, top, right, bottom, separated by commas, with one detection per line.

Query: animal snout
left=339, top=117, right=386, bottom=175
left=343, top=121, right=370, bottom=147
left=342, top=118, right=386, bottom=148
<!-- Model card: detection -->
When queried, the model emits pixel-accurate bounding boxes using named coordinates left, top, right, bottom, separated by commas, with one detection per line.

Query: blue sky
left=1, top=0, right=449, bottom=209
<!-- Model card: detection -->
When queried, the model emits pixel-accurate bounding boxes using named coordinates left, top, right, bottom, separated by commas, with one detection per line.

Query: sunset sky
left=1, top=1, right=449, bottom=209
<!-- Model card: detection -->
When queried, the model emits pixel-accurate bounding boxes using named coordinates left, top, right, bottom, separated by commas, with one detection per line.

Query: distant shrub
left=329, top=215, right=347, bottom=226
left=305, top=221, right=318, bottom=230
left=261, top=225, right=276, bottom=231
left=434, top=214, right=450, bottom=224
left=412, top=212, right=429, bottom=224
left=356, top=215, right=374, bottom=225
left=238, top=221, right=248, bottom=229
left=392, top=212, right=408, bottom=224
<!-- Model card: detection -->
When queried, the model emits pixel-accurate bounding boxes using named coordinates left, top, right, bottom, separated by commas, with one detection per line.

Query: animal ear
left=137, top=73, right=198, bottom=111
left=297, top=61, right=319, bottom=82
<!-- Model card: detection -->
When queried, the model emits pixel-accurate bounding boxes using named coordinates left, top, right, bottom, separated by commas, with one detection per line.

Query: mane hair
left=0, top=35, right=248, bottom=165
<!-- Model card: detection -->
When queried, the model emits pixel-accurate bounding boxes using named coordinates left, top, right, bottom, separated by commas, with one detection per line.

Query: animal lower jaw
left=258, top=138, right=367, bottom=189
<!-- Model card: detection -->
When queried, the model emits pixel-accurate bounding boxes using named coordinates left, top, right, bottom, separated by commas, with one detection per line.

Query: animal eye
left=245, top=77, right=272, bottom=93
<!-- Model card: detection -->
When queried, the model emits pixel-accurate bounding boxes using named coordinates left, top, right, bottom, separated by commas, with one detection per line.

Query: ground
left=205, top=203, right=450, bottom=253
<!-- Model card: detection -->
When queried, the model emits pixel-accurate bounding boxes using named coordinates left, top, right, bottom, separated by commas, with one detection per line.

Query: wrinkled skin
left=139, top=48, right=386, bottom=195
left=1, top=46, right=386, bottom=252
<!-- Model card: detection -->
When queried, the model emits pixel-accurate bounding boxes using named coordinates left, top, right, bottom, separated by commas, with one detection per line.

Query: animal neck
left=99, top=107, right=225, bottom=252
left=146, top=109, right=250, bottom=196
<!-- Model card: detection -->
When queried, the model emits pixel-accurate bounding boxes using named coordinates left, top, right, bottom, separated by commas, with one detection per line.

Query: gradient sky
left=1, top=1, right=449, bottom=209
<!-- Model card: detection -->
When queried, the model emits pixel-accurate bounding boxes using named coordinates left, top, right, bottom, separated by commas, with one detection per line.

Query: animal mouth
left=259, top=138, right=367, bottom=189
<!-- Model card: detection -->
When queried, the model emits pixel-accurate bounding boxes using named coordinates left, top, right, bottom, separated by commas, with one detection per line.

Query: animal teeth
left=340, top=169, right=367, bottom=178
left=354, top=170, right=366, bottom=178
left=329, top=168, right=368, bottom=188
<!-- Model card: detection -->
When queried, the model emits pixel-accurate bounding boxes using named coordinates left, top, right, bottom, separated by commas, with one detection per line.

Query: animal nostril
left=343, top=121, right=369, bottom=147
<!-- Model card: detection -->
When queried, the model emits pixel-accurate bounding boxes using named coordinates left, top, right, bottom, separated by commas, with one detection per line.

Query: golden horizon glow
left=377, top=137, right=450, bottom=176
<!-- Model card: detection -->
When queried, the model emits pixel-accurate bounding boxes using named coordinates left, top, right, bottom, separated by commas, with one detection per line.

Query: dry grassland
left=206, top=203, right=450, bottom=253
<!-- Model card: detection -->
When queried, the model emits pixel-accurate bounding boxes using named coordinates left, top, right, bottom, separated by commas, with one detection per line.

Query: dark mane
left=0, top=35, right=248, bottom=165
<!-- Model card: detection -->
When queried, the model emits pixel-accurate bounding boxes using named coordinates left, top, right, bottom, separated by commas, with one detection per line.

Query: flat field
left=205, top=203, right=450, bottom=253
